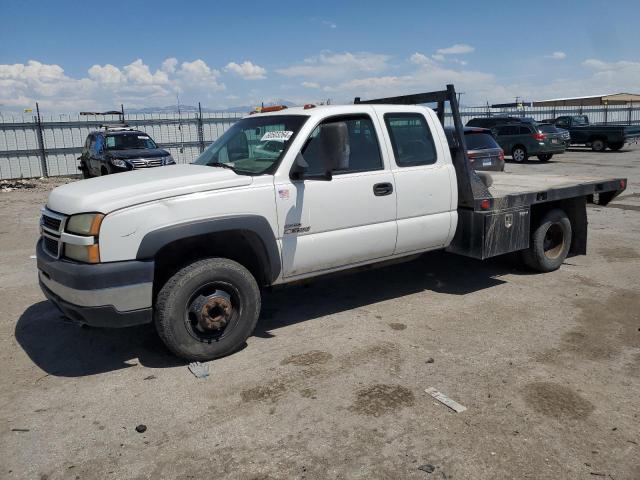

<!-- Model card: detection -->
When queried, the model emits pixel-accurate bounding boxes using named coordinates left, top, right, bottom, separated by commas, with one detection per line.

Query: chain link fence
left=1, top=103, right=639, bottom=180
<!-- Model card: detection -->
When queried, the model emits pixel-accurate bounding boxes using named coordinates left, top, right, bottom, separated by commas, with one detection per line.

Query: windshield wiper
left=208, top=162, right=240, bottom=173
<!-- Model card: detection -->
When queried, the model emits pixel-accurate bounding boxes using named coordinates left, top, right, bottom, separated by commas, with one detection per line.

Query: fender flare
left=136, top=215, right=281, bottom=283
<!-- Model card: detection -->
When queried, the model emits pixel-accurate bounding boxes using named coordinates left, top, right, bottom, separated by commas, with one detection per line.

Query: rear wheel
left=537, top=154, right=553, bottom=162
left=591, top=138, right=606, bottom=152
left=608, top=141, right=624, bottom=151
left=155, top=258, right=261, bottom=361
left=522, top=209, right=572, bottom=272
left=512, top=146, right=528, bottom=163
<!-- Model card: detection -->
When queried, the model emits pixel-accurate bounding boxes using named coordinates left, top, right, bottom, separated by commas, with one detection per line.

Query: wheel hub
left=189, top=291, right=232, bottom=332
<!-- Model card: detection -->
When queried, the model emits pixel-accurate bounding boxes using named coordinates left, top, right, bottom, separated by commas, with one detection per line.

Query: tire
left=155, top=258, right=261, bottom=361
left=537, top=154, right=553, bottom=162
left=591, top=138, right=606, bottom=152
left=100, top=166, right=109, bottom=176
left=512, top=145, right=528, bottom=163
left=521, top=209, right=572, bottom=272
left=608, top=142, right=624, bottom=151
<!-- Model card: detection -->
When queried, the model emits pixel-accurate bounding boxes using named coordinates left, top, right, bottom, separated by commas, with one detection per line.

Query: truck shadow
left=15, top=302, right=186, bottom=377
left=254, top=250, right=520, bottom=338
left=16, top=250, right=523, bottom=377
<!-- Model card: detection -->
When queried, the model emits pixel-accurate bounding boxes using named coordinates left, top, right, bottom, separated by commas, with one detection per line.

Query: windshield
left=194, top=115, right=308, bottom=175
left=538, top=124, right=559, bottom=133
left=106, top=134, right=157, bottom=150
left=465, top=133, right=500, bottom=150
left=573, top=116, right=589, bottom=126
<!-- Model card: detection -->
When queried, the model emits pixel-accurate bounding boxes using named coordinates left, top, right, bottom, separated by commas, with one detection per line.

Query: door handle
left=373, top=182, right=393, bottom=196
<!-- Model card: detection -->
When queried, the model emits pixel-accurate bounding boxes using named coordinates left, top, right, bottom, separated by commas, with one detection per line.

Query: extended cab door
left=375, top=107, right=457, bottom=255
left=274, top=111, right=397, bottom=278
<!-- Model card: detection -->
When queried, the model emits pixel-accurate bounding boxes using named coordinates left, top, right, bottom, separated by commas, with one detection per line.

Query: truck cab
left=36, top=85, right=626, bottom=361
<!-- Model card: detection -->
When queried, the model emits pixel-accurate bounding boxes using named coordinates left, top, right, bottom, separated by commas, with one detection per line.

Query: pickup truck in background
left=36, top=85, right=627, bottom=361
left=544, top=115, right=640, bottom=152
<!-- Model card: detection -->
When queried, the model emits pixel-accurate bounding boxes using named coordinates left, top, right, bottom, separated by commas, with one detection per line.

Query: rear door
left=275, top=112, right=398, bottom=278
left=494, top=125, right=518, bottom=153
left=377, top=108, right=456, bottom=255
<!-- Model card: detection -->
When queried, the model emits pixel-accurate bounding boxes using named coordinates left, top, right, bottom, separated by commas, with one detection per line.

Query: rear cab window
left=384, top=113, right=438, bottom=166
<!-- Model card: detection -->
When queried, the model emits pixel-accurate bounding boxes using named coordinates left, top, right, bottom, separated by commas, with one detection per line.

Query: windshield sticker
left=261, top=130, right=293, bottom=142
left=137, top=136, right=150, bottom=139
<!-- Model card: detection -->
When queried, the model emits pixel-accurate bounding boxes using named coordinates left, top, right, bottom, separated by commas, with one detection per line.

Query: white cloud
left=161, top=57, right=178, bottom=73
left=88, top=64, right=125, bottom=84
left=276, top=52, right=389, bottom=80
left=436, top=44, right=475, bottom=55
left=410, top=52, right=433, bottom=66
left=302, top=81, right=320, bottom=88
left=322, top=20, right=337, bottom=29
left=178, top=59, right=224, bottom=90
left=431, top=54, right=445, bottom=62
left=545, top=51, right=567, bottom=60
left=224, top=61, right=267, bottom=80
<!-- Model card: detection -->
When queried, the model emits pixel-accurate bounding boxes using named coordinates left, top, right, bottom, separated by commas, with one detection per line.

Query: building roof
left=532, top=93, right=640, bottom=107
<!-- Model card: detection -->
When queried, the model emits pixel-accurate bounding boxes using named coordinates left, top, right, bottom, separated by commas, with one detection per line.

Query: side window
left=384, top=113, right=437, bottom=167
left=497, top=125, right=517, bottom=136
left=300, top=115, right=383, bottom=175
left=92, top=134, right=104, bottom=155
left=518, top=125, right=532, bottom=134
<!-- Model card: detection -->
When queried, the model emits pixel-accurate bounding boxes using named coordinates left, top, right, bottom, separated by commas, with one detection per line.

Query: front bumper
left=36, top=240, right=154, bottom=327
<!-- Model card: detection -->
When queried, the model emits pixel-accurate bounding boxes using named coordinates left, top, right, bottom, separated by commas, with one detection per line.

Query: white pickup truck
left=37, top=85, right=626, bottom=361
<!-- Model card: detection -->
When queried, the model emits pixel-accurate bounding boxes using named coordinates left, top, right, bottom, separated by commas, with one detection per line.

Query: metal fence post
left=629, top=102, right=633, bottom=125
left=197, top=102, right=205, bottom=153
left=35, top=102, right=48, bottom=177
left=604, top=102, right=608, bottom=125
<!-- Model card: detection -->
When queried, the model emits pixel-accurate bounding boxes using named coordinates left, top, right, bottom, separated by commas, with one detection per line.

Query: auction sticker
left=261, top=130, right=293, bottom=141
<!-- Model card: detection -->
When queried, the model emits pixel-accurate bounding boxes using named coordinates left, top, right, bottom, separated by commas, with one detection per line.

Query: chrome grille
left=42, top=214, right=61, bottom=231
left=40, top=208, right=66, bottom=258
left=43, top=235, right=60, bottom=257
left=130, top=158, right=163, bottom=169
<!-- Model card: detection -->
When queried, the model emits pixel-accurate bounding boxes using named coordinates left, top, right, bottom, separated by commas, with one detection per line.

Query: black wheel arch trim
left=135, top=215, right=281, bottom=284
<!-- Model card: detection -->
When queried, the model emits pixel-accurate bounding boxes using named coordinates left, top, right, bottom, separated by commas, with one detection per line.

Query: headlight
left=66, top=213, right=104, bottom=236
left=65, top=244, right=100, bottom=263
left=111, top=158, right=128, bottom=168
left=162, top=155, right=175, bottom=165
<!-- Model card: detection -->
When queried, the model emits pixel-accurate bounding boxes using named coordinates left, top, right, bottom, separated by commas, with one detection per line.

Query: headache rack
left=355, top=84, right=490, bottom=211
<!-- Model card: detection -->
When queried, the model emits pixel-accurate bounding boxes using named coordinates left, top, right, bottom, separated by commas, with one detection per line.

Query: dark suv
left=79, top=126, right=175, bottom=178
left=492, top=123, right=566, bottom=162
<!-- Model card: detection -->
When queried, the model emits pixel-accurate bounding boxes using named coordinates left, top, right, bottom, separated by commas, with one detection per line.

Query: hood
left=47, top=164, right=253, bottom=215
left=107, top=148, right=169, bottom=159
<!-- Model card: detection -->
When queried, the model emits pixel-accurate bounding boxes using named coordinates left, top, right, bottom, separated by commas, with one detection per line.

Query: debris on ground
left=188, top=362, right=209, bottom=379
left=1, top=180, right=36, bottom=192
left=425, top=387, right=467, bottom=413
left=143, top=375, right=157, bottom=380
left=425, top=357, right=435, bottom=364
left=135, top=424, right=147, bottom=433
left=418, top=464, right=436, bottom=473
left=11, top=428, right=30, bottom=432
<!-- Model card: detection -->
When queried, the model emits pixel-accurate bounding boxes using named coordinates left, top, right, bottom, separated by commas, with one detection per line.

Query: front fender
left=136, top=215, right=281, bottom=283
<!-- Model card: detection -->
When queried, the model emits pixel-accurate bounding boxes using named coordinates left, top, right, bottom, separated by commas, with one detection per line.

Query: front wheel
left=608, top=142, right=624, bottom=151
left=591, top=139, right=606, bottom=152
left=521, top=209, right=572, bottom=272
left=537, top=154, right=553, bottom=162
left=155, top=258, right=261, bottom=361
left=512, top=146, right=528, bottom=163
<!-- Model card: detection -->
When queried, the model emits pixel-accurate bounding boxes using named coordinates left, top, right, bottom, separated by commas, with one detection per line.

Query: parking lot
left=1, top=147, right=638, bottom=479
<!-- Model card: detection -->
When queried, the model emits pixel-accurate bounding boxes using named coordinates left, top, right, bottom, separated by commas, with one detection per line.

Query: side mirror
left=291, top=152, right=332, bottom=181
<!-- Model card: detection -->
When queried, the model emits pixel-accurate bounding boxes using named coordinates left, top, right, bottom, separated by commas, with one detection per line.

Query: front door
left=275, top=114, right=397, bottom=278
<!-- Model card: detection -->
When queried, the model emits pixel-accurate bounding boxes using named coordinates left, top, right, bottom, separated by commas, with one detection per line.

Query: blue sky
left=1, top=0, right=638, bottom=112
